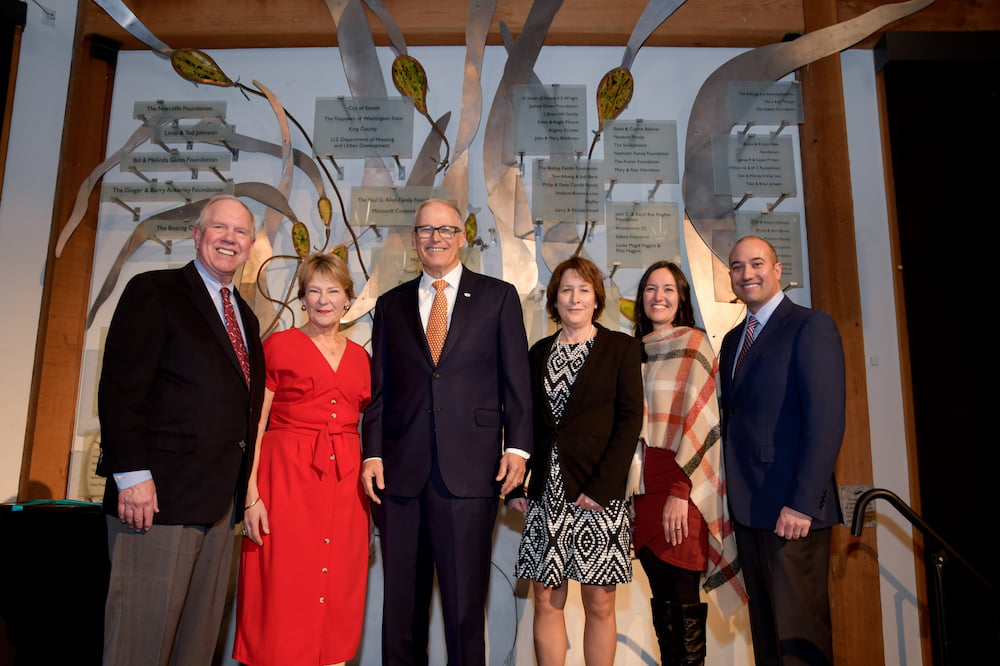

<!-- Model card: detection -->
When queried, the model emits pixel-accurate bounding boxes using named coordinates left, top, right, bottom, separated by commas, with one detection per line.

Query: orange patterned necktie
left=221, top=287, right=251, bottom=385
left=426, top=279, right=448, bottom=365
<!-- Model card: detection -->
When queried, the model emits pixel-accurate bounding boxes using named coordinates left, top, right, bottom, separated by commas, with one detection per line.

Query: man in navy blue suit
left=361, top=199, right=533, bottom=666
left=719, top=236, right=845, bottom=666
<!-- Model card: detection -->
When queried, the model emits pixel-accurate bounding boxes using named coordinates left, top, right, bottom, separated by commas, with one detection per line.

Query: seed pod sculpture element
left=391, top=55, right=429, bottom=115
left=596, top=66, right=634, bottom=131
left=171, top=49, right=234, bottom=87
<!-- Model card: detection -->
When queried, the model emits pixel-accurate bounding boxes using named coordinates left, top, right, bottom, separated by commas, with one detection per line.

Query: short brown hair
left=545, top=256, right=606, bottom=324
left=296, top=253, right=354, bottom=300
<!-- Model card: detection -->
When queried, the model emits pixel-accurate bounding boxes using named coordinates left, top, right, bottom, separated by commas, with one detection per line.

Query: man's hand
left=775, top=505, right=813, bottom=540
left=362, top=459, right=385, bottom=504
left=496, top=452, right=527, bottom=497
left=117, top=479, right=158, bottom=532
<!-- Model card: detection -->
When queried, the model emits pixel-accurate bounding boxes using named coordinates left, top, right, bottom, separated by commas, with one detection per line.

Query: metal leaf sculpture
left=464, top=212, right=478, bottom=246
left=331, top=245, right=349, bottom=263
left=596, top=66, right=634, bottom=131
left=171, top=49, right=234, bottom=87
left=392, top=54, right=451, bottom=172
left=682, top=0, right=936, bottom=260
left=391, top=55, right=428, bottom=114
left=291, top=222, right=311, bottom=259
left=85, top=183, right=300, bottom=328
left=440, top=0, right=494, bottom=219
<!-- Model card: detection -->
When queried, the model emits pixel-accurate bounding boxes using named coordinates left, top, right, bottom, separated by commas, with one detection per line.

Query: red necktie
left=221, top=287, right=251, bottom=386
left=426, top=280, right=448, bottom=365
left=735, top=314, right=759, bottom=374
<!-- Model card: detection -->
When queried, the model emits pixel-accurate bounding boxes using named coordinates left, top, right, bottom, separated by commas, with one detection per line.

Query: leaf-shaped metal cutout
left=391, top=55, right=428, bottom=115
left=318, top=197, right=333, bottom=226
left=596, top=66, right=634, bottom=130
left=464, top=212, right=478, bottom=245
left=291, top=221, right=311, bottom=259
left=619, top=298, right=636, bottom=323
left=171, top=49, right=233, bottom=87
left=330, top=245, right=349, bottom=263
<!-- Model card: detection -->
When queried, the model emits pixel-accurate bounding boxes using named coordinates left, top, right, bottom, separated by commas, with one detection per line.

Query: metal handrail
left=850, top=488, right=999, bottom=666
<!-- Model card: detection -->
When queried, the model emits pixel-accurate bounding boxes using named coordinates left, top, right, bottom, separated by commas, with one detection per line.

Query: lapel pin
left=463, top=292, right=471, bottom=298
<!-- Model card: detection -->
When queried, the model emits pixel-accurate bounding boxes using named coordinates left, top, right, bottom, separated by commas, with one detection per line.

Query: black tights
left=637, top=546, right=702, bottom=604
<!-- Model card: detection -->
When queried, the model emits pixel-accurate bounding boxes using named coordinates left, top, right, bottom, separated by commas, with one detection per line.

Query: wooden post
left=797, top=1, right=885, bottom=664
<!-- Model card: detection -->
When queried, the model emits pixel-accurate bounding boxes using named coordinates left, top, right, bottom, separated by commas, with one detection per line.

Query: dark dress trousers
left=362, top=267, right=532, bottom=666
left=98, top=261, right=265, bottom=666
left=719, top=296, right=845, bottom=666
left=520, top=324, right=643, bottom=507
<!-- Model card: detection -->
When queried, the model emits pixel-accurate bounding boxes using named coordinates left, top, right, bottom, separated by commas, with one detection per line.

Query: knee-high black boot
left=672, top=602, right=708, bottom=665
left=650, top=598, right=674, bottom=664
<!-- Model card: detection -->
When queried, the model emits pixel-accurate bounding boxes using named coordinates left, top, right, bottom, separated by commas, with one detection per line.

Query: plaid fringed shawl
left=640, top=326, right=747, bottom=614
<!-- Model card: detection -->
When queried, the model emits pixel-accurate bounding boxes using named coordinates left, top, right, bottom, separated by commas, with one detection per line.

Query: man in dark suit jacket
left=361, top=199, right=533, bottom=666
left=98, top=195, right=265, bottom=665
left=719, top=236, right=845, bottom=666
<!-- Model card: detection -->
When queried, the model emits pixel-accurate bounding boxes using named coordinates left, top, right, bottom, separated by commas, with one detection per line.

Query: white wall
left=0, top=0, right=77, bottom=502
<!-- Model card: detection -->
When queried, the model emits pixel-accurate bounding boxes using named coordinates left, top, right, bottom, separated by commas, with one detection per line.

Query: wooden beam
left=82, top=0, right=805, bottom=50
left=19, top=12, right=119, bottom=499
left=841, top=0, right=1000, bottom=48
left=797, top=1, right=885, bottom=665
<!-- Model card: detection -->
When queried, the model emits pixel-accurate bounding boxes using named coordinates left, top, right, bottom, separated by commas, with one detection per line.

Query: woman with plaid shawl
left=632, top=261, right=745, bottom=665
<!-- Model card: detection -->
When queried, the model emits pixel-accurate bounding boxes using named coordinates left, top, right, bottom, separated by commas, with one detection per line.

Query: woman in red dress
left=235, top=253, right=371, bottom=666
left=631, top=261, right=742, bottom=666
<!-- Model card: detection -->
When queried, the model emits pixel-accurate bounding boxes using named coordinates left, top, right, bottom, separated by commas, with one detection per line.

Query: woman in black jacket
left=509, top=256, right=643, bottom=666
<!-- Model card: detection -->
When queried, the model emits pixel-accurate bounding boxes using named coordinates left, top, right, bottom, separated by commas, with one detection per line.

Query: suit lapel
left=234, top=288, right=262, bottom=386
left=181, top=262, right=249, bottom=390
left=400, top=277, right=431, bottom=364
left=535, top=335, right=559, bottom=429
left=732, top=298, right=794, bottom=391
left=557, top=325, right=604, bottom=423
left=435, top=267, right=474, bottom=366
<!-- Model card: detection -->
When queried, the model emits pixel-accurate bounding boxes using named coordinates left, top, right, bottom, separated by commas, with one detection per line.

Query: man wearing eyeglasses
left=362, top=198, right=533, bottom=666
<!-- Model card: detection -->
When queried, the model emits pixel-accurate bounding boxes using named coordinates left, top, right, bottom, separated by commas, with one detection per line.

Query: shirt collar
left=420, top=263, right=463, bottom=291
left=748, top=290, right=784, bottom=329
left=193, top=259, right=228, bottom=293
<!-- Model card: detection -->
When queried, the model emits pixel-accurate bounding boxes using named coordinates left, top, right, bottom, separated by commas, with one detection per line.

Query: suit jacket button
left=432, top=372, right=440, bottom=379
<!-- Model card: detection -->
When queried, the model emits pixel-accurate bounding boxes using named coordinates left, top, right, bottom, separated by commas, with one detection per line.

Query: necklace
left=303, top=325, right=345, bottom=357
left=559, top=324, right=594, bottom=345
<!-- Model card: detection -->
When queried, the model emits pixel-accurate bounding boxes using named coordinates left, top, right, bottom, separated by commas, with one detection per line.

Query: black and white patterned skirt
left=514, top=443, right=632, bottom=587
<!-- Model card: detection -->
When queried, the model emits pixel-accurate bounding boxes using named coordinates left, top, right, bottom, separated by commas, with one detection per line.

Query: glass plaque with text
left=349, top=186, right=447, bottom=228
left=735, top=211, right=802, bottom=289
left=100, top=181, right=234, bottom=202
left=133, top=100, right=227, bottom=120
left=605, top=120, right=679, bottom=184
left=513, top=85, right=587, bottom=155
left=729, top=81, right=803, bottom=126
left=153, top=122, right=234, bottom=143
left=606, top=201, right=680, bottom=269
left=711, top=134, right=796, bottom=197
left=314, top=97, right=414, bottom=158
left=531, top=159, right=604, bottom=223
left=122, top=152, right=232, bottom=172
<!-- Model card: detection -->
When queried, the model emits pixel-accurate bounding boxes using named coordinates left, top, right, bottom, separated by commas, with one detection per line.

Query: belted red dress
left=235, top=328, right=371, bottom=666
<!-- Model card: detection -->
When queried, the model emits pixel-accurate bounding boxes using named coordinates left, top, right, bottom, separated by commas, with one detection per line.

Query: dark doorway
left=877, top=31, right=1000, bottom=665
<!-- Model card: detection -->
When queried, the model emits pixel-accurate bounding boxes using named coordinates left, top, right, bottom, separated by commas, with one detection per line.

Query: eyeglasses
left=414, top=225, right=461, bottom=239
